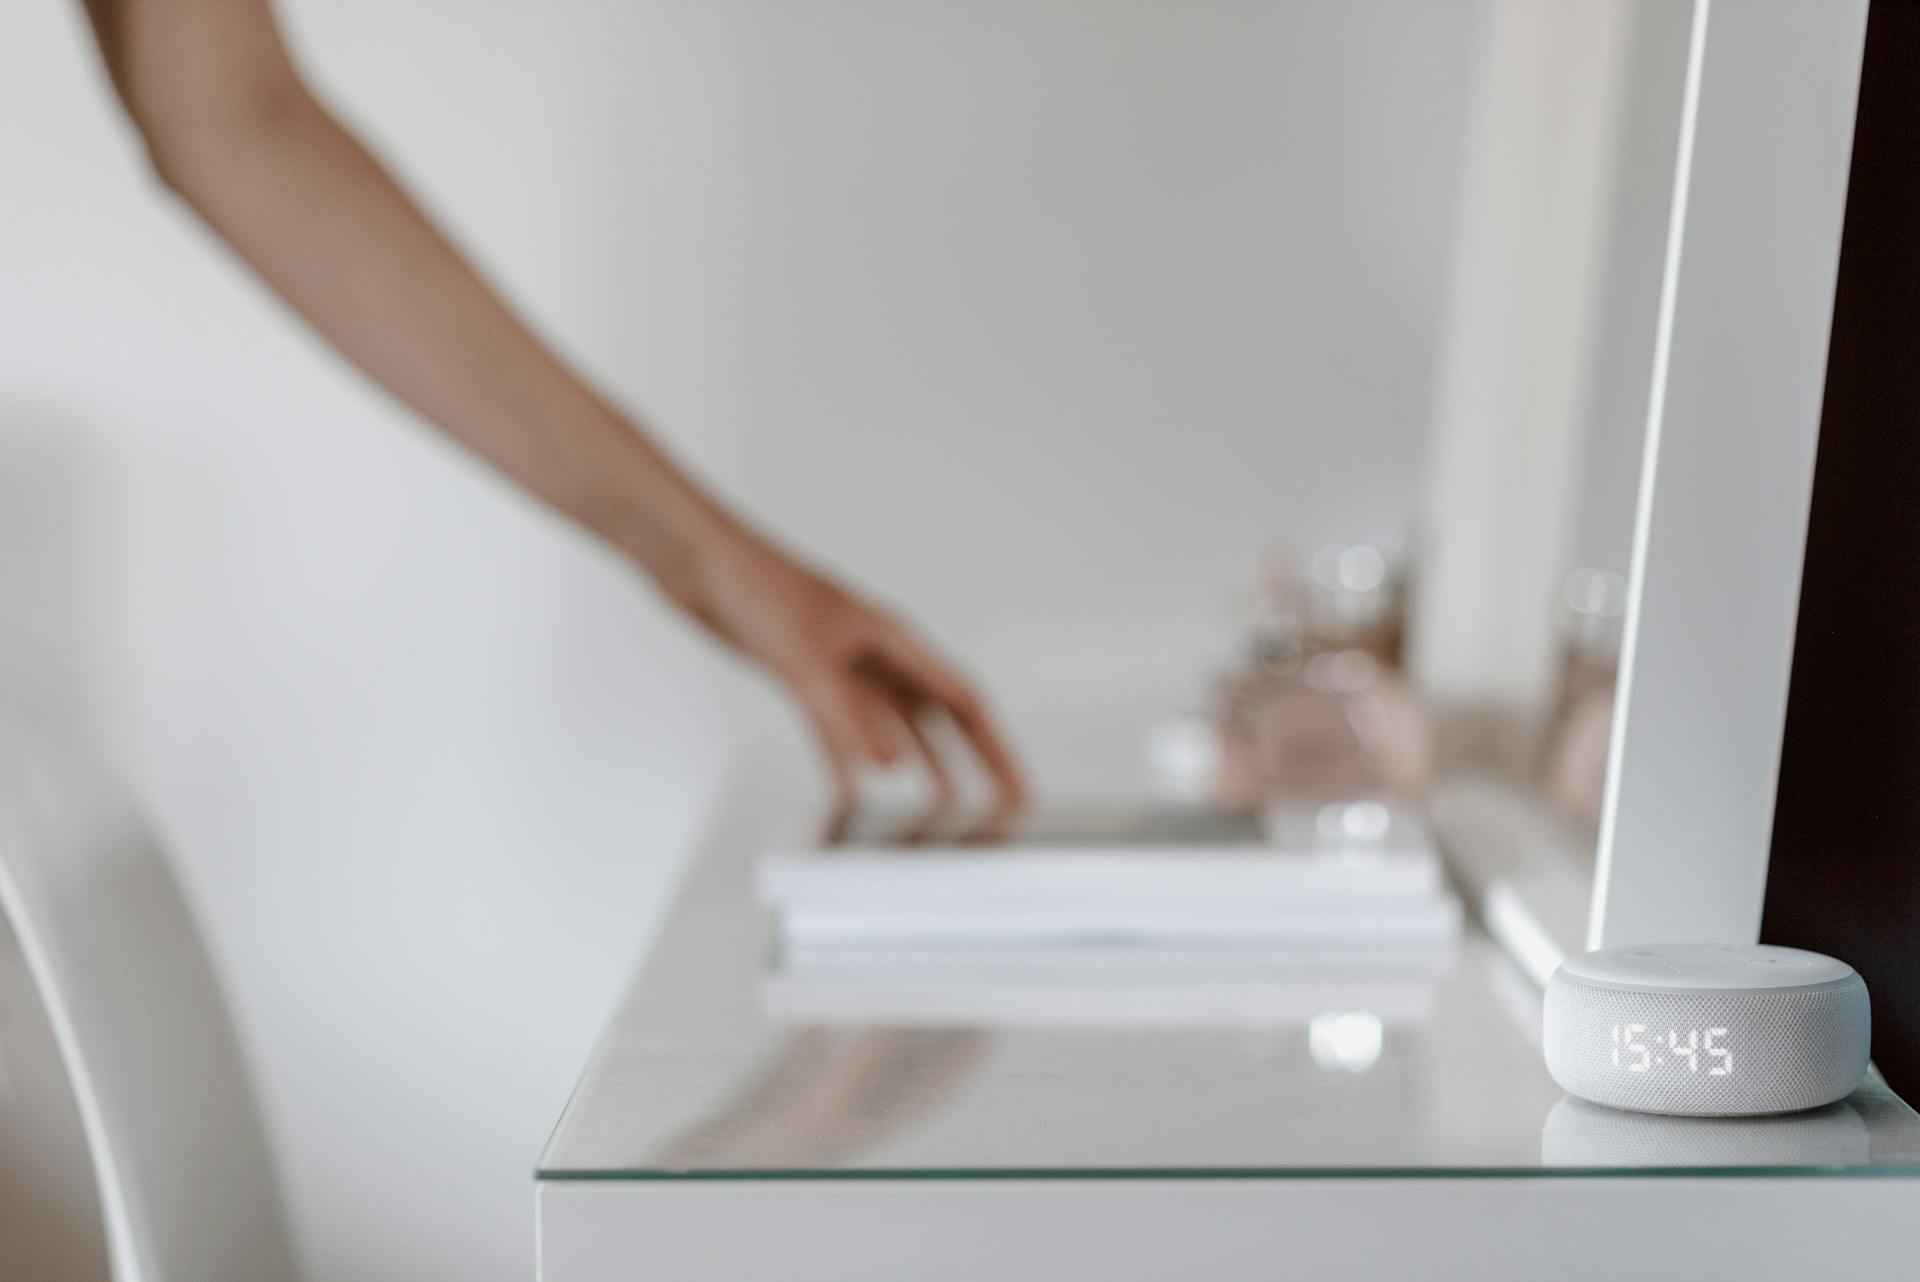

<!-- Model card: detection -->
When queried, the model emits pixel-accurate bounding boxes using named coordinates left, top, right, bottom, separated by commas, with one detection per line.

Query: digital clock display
left=1609, top=1024, right=1734, bottom=1075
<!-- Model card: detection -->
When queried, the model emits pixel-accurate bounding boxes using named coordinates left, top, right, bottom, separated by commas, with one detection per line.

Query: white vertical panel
left=1592, top=0, right=1868, bottom=947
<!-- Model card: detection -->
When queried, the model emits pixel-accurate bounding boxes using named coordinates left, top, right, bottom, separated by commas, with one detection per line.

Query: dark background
left=1764, top=4, right=1920, bottom=1102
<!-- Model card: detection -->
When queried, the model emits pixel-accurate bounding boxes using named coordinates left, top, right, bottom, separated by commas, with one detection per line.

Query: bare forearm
left=149, top=84, right=734, bottom=590
left=78, top=0, right=1028, bottom=804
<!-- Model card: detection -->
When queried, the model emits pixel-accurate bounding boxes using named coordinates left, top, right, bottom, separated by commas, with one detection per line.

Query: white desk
left=538, top=779, right=1920, bottom=1280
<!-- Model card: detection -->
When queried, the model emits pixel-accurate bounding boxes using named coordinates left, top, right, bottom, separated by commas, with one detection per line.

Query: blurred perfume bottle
left=1304, top=543, right=1408, bottom=669
left=1541, top=567, right=1627, bottom=829
left=1214, top=548, right=1430, bottom=805
left=1248, top=648, right=1430, bottom=799
left=1215, top=550, right=1305, bottom=803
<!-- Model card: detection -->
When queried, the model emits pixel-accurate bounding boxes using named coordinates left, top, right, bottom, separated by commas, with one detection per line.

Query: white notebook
left=778, top=898, right=1462, bottom=949
left=757, top=802, right=1459, bottom=954
left=759, top=850, right=1444, bottom=907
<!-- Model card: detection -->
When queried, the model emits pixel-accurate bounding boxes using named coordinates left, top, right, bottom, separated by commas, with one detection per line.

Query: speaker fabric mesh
left=1543, top=975, right=1870, bottom=1116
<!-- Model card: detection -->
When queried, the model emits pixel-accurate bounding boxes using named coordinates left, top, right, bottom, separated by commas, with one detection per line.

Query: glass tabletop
left=539, top=780, right=1920, bottom=1181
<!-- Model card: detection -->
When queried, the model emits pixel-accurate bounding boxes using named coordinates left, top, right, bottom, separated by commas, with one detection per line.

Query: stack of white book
left=756, top=802, right=1461, bottom=966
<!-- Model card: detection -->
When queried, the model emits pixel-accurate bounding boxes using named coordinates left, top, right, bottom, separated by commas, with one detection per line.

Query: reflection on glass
left=1540, top=1095, right=1869, bottom=1169
left=761, top=953, right=1450, bottom=1033
left=1315, top=799, right=1393, bottom=848
left=656, top=1029, right=992, bottom=1171
left=1309, top=1011, right=1386, bottom=1073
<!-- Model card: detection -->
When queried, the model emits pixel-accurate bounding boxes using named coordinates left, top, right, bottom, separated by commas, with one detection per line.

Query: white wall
left=0, top=2, right=1476, bottom=1279
left=723, top=2, right=1476, bottom=750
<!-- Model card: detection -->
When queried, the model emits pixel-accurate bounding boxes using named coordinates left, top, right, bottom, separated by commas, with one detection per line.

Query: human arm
left=76, top=0, right=1025, bottom=804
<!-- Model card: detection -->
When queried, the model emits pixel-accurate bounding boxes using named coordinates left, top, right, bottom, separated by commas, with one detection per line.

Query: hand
left=674, top=526, right=1027, bottom=808
left=76, top=0, right=1023, bottom=812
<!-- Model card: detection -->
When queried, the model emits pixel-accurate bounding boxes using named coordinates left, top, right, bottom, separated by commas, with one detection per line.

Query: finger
left=868, top=631, right=1028, bottom=805
left=799, top=684, right=867, bottom=807
left=869, top=626, right=975, bottom=709
left=947, top=698, right=1027, bottom=809
left=814, top=731, right=857, bottom=811
left=805, top=676, right=892, bottom=768
left=848, top=684, right=904, bottom=767
left=819, top=799, right=854, bottom=845
left=906, top=676, right=1027, bottom=808
left=879, top=689, right=956, bottom=807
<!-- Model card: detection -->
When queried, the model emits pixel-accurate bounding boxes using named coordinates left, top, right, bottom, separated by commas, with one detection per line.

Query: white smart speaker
left=1543, top=943, right=1870, bottom=1116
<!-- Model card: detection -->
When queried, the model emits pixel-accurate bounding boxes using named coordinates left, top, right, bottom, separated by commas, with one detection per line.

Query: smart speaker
left=1543, top=943, right=1870, bottom=1116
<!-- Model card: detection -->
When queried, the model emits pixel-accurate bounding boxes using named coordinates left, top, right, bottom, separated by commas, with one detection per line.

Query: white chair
left=0, top=729, right=299, bottom=1282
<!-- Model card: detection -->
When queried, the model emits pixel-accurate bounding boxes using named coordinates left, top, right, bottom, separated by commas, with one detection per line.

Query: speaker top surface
left=1556, top=942, right=1856, bottom=993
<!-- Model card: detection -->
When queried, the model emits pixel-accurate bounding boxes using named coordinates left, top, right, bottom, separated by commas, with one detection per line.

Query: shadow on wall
left=0, top=914, right=112, bottom=1282
left=0, top=404, right=99, bottom=739
left=0, top=404, right=111, bottom=1278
